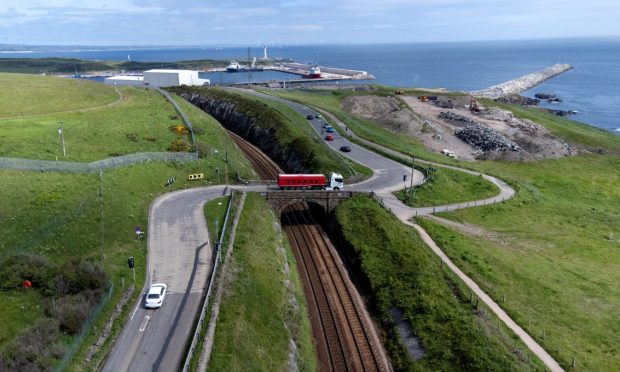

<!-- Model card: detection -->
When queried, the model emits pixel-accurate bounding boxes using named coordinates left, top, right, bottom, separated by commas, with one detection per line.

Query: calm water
left=2, top=38, right=618, bottom=133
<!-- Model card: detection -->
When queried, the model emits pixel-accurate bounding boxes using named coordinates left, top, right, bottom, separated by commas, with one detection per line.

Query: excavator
left=469, top=98, right=483, bottom=112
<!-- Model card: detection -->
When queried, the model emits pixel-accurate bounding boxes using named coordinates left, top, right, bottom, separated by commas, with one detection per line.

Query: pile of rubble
left=438, top=111, right=477, bottom=126
left=456, top=124, right=521, bottom=152
left=475, top=108, right=542, bottom=133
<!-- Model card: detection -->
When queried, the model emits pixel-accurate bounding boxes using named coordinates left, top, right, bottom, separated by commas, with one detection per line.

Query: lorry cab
left=326, top=172, right=344, bottom=191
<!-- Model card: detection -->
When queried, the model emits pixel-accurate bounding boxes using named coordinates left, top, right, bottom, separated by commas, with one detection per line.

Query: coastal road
left=103, top=186, right=230, bottom=372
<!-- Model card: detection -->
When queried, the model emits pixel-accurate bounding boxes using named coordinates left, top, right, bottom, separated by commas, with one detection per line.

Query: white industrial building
left=104, top=69, right=209, bottom=88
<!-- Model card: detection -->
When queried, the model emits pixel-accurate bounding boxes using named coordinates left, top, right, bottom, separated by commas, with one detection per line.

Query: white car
left=145, top=283, right=167, bottom=308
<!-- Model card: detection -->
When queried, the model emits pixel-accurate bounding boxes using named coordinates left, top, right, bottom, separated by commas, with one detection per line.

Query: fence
left=55, top=281, right=114, bottom=372
left=0, top=152, right=198, bottom=174
left=182, top=190, right=236, bottom=372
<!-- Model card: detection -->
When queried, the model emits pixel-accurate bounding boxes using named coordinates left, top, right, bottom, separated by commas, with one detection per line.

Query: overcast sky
left=0, top=0, right=619, bottom=46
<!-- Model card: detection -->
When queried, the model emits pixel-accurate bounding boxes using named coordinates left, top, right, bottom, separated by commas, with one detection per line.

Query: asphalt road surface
left=103, top=186, right=229, bottom=372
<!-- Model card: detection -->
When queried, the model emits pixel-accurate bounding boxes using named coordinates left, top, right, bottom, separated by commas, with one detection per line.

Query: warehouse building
left=104, top=69, right=209, bottom=87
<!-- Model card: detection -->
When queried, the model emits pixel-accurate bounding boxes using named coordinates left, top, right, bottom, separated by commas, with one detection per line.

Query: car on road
left=339, top=145, right=351, bottom=152
left=315, top=113, right=322, bottom=119
left=145, top=283, right=167, bottom=308
left=323, top=123, right=331, bottom=129
left=306, top=114, right=314, bottom=120
left=326, top=127, right=335, bottom=133
left=325, top=134, right=334, bottom=141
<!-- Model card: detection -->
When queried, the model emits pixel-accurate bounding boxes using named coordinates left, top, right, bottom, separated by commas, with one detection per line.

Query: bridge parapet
left=261, top=190, right=367, bottom=214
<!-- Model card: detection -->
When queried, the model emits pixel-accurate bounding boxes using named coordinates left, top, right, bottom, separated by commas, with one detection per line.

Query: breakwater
left=471, top=63, right=573, bottom=99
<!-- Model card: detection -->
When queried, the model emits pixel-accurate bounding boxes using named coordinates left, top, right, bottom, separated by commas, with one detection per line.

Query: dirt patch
left=400, top=95, right=576, bottom=161
left=341, top=94, right=422, bottom=134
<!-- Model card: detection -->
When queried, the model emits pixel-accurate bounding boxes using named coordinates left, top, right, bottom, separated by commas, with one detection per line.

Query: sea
left=1, top=38, right=618, bottom=134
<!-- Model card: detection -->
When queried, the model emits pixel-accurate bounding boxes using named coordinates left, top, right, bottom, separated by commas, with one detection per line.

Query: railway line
left=227, top=130, right=390, bottom=371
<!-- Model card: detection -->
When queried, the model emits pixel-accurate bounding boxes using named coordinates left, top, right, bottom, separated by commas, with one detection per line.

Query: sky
left=0, top=0, right=619, bottom=46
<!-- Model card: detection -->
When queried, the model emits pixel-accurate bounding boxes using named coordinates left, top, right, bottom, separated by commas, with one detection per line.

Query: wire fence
left=55, top=281, right=114, bottom=372
left=0, top=152, right=198, bottom=174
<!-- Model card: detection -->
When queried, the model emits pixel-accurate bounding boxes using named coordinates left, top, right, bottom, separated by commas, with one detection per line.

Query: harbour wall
left=471, top=63, right=573, bottom=99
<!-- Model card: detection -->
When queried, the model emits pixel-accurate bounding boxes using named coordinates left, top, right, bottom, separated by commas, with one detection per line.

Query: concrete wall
left=104, top=77, right=144, bottom=87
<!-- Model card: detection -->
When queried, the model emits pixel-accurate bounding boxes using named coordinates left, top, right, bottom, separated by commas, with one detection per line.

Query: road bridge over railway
left=261, top=190, right=368, bottom=214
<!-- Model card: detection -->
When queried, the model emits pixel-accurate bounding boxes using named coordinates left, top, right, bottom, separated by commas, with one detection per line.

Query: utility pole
left=58, top=122, right=66, bottom=157
left=99, top=171, right=104, bottom=265
left=225, top=134, right=228, bottom=163
left=410, top=156, right=415, bottom=188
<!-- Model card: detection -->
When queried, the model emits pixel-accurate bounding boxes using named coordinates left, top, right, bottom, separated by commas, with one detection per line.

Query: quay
left=471, top=63, right=573, bottom=99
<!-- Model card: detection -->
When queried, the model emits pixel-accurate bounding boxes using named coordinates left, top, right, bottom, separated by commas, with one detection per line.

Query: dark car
left=339, top=145, right=351, bottom=152
left=326, top=127, right=335, bottom=133
left=306, top=114, right=314, bottom=120
left=325, top=134, right=334, bottom=141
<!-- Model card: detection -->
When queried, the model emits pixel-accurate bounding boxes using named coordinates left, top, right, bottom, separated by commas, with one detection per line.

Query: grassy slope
left=395, top=167, right=500, bottom=207
left=335, top=196, right=542, bottom=371
left=0, top=74, right=256, bottom=365
left=209, top=193, right=316, bottom=371
left=0, top=87, right=187, bottom=161
left=420, top=154, right=620, bottom=370
left=0, top=73, right=118, bottom=117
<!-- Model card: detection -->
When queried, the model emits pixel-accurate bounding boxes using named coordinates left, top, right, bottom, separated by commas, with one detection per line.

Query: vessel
left=226, top=60, right=243, bottom=72
left=303, top=66, right=322, bottom=79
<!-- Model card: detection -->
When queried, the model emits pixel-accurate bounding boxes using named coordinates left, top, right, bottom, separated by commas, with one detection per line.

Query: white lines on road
left=131, top=300, right=141, bottom=320
left=139, top=316, right=150, bottom=332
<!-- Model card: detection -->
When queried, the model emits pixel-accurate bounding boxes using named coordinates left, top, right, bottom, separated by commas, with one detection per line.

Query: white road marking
left=130, top=300, right=141, bottom=320
left=139, top=316, right=150, bottom=332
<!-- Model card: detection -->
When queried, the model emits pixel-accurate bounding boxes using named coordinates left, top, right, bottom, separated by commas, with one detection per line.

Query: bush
left=195, top=141, right=210, bottom=158
left=0, top=253, right=57, bottom=295
left=48, top=291, right=99, bottom=334
left=54, top=258, right=107, bottom=295
left=168, top=139, right=192, bottom=152
left=0, top=318, right=61, bottom=371
left=126, top=132, right=139, bottom=142
left=192, top=125, right=205, bottom=135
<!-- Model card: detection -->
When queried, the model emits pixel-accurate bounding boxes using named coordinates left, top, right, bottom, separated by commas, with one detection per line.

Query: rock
left=455, top=124, right=521, bottom=152
left=434, top=98, right=454, bottom=109
left=495, top=94, right=540, bottom=106
left=543, top=108, right=577, bottom=117
left=438, top=111, right=477, bottom=126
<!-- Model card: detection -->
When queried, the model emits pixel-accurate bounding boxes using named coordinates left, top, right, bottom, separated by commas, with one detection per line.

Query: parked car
left=325, top=134, right=334, bottom=141
left=326, top=127, right=335, bottom=133
left=145, top=283, right=167, bottom=308
left=306, top=114, right=314, bottom=120
left=339, top=145, right=351, bottom=152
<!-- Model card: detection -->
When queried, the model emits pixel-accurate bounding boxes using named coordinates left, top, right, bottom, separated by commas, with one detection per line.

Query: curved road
left=103, top=89, right=561, bottom=372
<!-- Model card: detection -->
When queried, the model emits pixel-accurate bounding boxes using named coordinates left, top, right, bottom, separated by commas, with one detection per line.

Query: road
left=103, top=186, right=229, bottom=372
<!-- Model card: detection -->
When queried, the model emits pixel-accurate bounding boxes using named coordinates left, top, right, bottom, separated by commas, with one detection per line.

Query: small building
left=104, top=69, right=210, bottom=88
left=143, top=69, right=210, bottom=87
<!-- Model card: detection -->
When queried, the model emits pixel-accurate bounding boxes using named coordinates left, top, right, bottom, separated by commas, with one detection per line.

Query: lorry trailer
left=277, top=172, right=344, bottom=191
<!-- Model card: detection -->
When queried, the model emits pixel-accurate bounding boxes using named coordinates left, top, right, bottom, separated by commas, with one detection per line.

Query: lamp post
left=58, top=122, right=66, bottom=157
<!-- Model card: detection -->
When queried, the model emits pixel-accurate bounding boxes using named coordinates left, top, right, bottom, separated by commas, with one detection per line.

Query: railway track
left=227, top=129, right=390, bottom=371
left=227, top=130, right=282, bottom=179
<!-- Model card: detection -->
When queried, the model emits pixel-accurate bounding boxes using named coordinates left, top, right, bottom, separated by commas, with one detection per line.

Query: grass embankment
left=0, top=73, right=256, bottom=369
left=334, top=196, right=542, bottom=370
left=0, top=58, right=231, bottom=74
left=395, top=167, right=499, bottom=207
left=0, top=73, right=118, bottom=117
left=419, top=154, right=620, bottom=370
left=209, top=193, right=316, bottom=371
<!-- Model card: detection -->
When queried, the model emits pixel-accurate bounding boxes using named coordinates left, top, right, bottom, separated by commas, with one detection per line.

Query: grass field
left=209, top=193, right=316, bottom=371
left=395, top=167, right=500, bottom=207
left=0, top=73, right=118, bottom=117
left=334, top=196, right=543, bottom=370
left=419, top=154, right=620, bottom=370
left=0, top=73, right=257, bottom=368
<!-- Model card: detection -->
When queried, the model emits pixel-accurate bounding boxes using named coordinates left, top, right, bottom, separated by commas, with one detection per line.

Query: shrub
left=192, top=125, right=205, bottom=135
left=195, top=141, right=210, bottom=158
left=126, top=132, right=139, bottom=142
left=54, top=258, right=107, bottom=295
left=168, top=139, right=191, bottom=152
left=142, top=135, right=157, bottom=142
left=0, top=318, right=61, bottom=371
left=48, top=292, right=98, bottom=334
left=0, top=253, right=57, bottom=295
